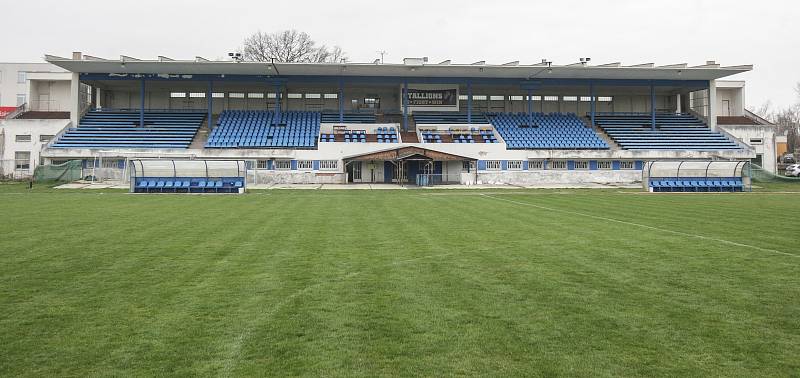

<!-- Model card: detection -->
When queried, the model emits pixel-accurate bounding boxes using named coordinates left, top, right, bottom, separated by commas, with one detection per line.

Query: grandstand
left=595, top=113, right=741, bottom=150
left=206, top=110, right=319, bottom=148
left=487, top=112, right=608, bottom=149
left=51, top=110, right=204, bottom=149
left=36, top=53, right=757, bottom=186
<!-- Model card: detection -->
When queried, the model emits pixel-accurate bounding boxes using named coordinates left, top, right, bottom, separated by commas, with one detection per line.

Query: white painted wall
left=0, top=118, right=71, bottom=177
left=0, top=63, right=68, bottom=109
left=718, top=124, right=776, bottom=172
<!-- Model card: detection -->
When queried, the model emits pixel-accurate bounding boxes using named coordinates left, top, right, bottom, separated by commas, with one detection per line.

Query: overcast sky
left=3, top=0, right=798, bottom=109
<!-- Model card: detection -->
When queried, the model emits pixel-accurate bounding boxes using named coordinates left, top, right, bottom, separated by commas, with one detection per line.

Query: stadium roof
left=45, top=54, right=751, bottom=81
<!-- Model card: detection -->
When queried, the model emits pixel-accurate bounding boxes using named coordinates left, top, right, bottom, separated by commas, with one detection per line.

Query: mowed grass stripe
left=1, top=186, right=799, bottom=376
left=486, top=192, right=798, bottom=257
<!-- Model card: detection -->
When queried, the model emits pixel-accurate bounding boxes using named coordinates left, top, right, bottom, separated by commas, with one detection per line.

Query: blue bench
left=134, top=177, right=245, bottom=194
left=649, top=177, right=744, bottom=192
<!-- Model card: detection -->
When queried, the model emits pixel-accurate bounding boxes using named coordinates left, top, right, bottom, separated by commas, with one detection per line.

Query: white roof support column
left=69, top=72, right=80, bottom=125
left=708, top=80, right=717, bottom=131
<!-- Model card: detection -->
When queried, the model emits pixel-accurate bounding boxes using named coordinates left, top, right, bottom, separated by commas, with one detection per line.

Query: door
left=722, top=100, right=731, bottom=116
left=38, top=94, right=50, bottom=111
left=347, top=162, right=363, bottom=183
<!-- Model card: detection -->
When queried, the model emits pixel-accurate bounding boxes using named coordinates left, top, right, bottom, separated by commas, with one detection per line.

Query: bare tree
left=240, top=30, right=348, bottom=63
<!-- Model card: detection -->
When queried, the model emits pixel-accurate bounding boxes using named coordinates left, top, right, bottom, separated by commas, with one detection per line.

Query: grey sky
left=3, top=0, right=798, bottom=109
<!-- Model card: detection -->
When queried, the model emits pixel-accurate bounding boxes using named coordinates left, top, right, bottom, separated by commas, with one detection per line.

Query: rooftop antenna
left=376, top=50, right=387, bottom=64
left=579, top=57, right=592, bottom=66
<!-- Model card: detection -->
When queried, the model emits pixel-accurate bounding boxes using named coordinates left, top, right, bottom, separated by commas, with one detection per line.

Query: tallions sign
left=407, top=89, right=458, bottom=107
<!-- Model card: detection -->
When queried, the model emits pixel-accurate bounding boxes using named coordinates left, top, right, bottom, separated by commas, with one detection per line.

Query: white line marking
left=481, top=193, right=798, bottom=258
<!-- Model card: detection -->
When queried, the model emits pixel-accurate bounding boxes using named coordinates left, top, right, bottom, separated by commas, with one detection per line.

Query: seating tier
left=487, top=112, right=608, bottom=150
left=206, top=110, right=320, bottom=148
left=595, top=113, right=741, bottom=150
left=51, top=111, right=204, bottom=149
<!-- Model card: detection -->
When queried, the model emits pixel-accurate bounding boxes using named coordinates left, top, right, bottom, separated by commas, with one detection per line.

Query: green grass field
left=1, top=183, right=798, bottom=376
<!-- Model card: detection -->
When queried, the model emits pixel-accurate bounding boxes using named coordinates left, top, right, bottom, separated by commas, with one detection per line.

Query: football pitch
left=1, top=183, right=798, bottom=376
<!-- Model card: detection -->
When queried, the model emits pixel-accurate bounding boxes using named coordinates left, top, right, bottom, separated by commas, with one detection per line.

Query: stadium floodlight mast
left=228, top=52, right=243, bottom=63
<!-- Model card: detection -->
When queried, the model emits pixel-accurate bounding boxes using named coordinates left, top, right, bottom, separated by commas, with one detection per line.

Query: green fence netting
left=750, top=164, right=800, bottom=184
left=33, top=160, right=83, bottom=182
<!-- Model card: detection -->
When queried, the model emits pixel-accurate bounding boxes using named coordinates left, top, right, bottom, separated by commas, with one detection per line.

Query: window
left=39, top=135, right=54, bottom=142
left=319, top=160, right=338, bottom=170
left=490, top=95, right=504, bottom=101
left=101, top=160, right=121, bottom=169
left=528, top=95, right=542, bottom=101
left=189, top=92, right=205, bottom=98
left=287, top=93, right=302, bottom=99
left=16, top=94, right=26, bottom=106
left=248, top=93, right=264, bottom=99
left=170, top=92, right=186, bottom=98
left=297, top=160, right=313, bottom=170
left=563, top=96, right=578, bottom=101
left=15, top=151, right=30, bottom=170
left=324, top=93, right=338, bottom=99
left=543, top=95, right=559, bottom=102
left=305, top=93, right=321, bottom=99
left=15, top=134, right=31, bottom=142
left=274, top=160, right=291, bottom=170
left=620, top=161, right=635, bottom=170
left=0, top=70, right=3, bottom=83
left=485, top=160, right=501, bottom=170
left=528, top=160, right=544, bottom=170
left=598, top=96, right=613, bottom=102
left=509, top=95, right=524, bottom=101
left=574, top=161, right=589, bottom=170
left=458, top=95, right=468, bottom=101
left=472, top=95, right=488, bottom=101
left=597, top=161, right=612, bottom=170
left=267, top=93, right=278, bottom=99
left=17, top=71, right=26, bottom=84
left=212, top=92, right=225, bottom=98
left=580, top=96, right=593, bottom=102
left=229, top=92, right=245, bottom=99
left=50, top=159, right=69, bottom=165
left=462, top=161, right=475, bottom=172
left=749, top=138, right=763, bottom=145
left=364, top=97, right=378, bottom=104
left=507, top=160, right=523, bottom=170
left=549, top=160, right=567, bottom=170
left=256, top=160, right=268, bottom=169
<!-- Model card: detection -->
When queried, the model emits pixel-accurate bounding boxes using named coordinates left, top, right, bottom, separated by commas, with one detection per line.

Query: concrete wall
left=478, top=170, right=642, bottom=187
left=98, top=84, right=676, bottom=116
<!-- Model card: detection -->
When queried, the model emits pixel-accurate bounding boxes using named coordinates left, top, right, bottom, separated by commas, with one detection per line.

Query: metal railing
left=415, top=173, right=461, bottom=186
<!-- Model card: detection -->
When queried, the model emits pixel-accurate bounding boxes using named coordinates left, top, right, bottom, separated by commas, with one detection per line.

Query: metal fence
left=415, top=173, right=462, bottom=186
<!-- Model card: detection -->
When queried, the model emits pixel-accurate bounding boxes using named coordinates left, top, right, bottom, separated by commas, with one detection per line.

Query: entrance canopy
left=343, top=146, right=476, bottom=163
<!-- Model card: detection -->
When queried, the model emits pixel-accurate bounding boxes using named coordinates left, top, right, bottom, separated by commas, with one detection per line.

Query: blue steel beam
left=274, top=82, right=282, bottom=124
left=139, top=79, right=145, bottom=127
left=590, top=81, right=596, bottom=127
left=402, top=81, right=409, bottom=131
left=207, top=81, right=213, bottom=129
left=338, top=78, right=344, bottom=123
left=650, top=82, right=656, bottom=130
left=467, top=81, right=472, bottom=125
